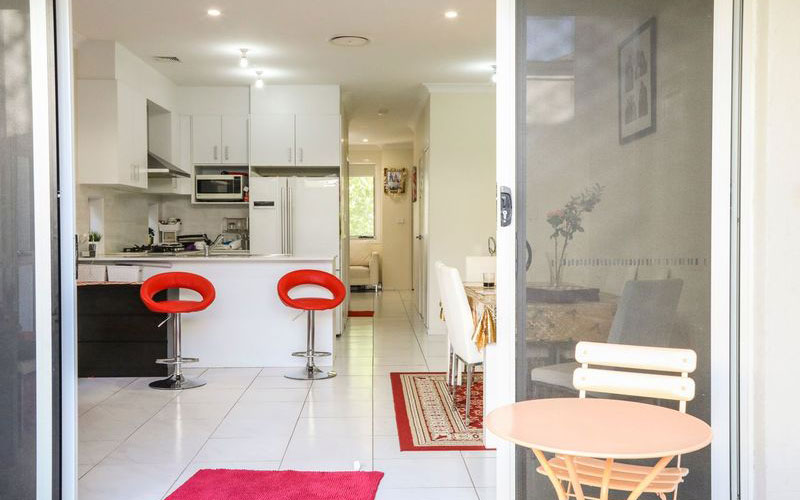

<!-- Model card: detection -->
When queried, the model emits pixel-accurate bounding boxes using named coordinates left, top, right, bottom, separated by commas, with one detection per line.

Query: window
left=349, top=174, right=375, bottom=238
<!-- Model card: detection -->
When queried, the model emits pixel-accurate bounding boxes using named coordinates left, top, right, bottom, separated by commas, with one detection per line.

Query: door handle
left=526, top=240, right=533, bottom=271
left=224, top=146, right=229, bottom=160
left=286, top=187, right=294, bottom=255
left=213, top=145, right=218, bottom=160
left=280, top=187, right=286, bottom=253
left=299, top=147, right=304, bottom=163
left=287, top=147, right=292, bottom=163
left=416, top=235, right=423, bottom=240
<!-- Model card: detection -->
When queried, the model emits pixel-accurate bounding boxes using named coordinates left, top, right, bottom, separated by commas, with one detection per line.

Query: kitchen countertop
left=79, top=253, right=336, bottom=263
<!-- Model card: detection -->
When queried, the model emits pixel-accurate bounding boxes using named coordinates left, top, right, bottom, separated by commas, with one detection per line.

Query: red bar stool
left=278, top=269, right=345, bottom=380
left=140, top=272, right=216, bottom=390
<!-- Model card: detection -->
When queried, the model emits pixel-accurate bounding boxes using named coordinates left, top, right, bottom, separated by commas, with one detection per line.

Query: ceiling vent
left=329, top=35, right=370, bottom=47
left=152, top=56, right=182, bottom=63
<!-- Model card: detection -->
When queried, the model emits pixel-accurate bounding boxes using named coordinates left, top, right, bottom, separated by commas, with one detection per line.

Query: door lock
left=499, top=186, right=512, bottom=227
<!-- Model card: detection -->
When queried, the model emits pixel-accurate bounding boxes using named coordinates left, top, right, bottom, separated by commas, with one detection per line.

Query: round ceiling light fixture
left=361, top=138, right=369, bottom=143
left=239, top=48, right=249, bottom=68
left=329, top=35, right=370, bottom=47
left=377, top=108, right=389, bottom=117
left=444, top=10, right=459, bottom=19
left=207, top=8, right=221, bottom=17
left=254, top=70, right=264, bottom=89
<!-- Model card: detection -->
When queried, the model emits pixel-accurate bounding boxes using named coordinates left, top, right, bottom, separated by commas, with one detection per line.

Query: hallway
left=77, top=291, right=495, bottom=500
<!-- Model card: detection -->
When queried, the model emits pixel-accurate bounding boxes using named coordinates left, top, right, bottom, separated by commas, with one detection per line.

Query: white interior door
left=416, top=148, right=429, bottom=325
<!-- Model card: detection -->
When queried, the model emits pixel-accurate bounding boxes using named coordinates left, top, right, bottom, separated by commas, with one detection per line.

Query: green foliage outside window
left=349, top=176, right=375, bottom=238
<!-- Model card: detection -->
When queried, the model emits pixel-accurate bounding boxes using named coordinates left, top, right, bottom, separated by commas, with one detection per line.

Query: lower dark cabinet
left=78, top=283, right=173, bottom=377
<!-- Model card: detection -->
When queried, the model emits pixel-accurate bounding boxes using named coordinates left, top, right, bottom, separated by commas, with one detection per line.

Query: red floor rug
left=390, top=371, right=487, bottom=451
left=348, top=310, right=374, bottom=317
left=166, top=469, right=384, bottom=500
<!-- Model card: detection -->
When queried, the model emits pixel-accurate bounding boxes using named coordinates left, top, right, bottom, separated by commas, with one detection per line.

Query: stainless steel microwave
left=195, top=175, right=244, bottom=201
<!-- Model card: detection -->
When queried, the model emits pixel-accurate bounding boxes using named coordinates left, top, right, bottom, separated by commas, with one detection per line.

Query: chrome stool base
left=149, top=374, right=206, bottom=390
left=284, top=366, right=337, bottom=381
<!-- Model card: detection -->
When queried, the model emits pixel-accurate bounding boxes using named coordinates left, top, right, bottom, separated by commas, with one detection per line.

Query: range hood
left=147, top=151, right=190, bottom=178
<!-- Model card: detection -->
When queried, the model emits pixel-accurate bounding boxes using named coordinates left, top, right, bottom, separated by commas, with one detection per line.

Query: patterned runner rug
left=390, top=372, right=487, bottom=451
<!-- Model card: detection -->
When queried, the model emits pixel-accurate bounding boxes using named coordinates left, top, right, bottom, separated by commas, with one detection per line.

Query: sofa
left=349, top=243, right=381, bottom=290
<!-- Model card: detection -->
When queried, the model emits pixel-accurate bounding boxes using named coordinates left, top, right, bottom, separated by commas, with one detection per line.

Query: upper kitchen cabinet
left=191, top=114, right=249, bottom=165
left=76, top=79, right=148, bottom=189
left=250, top=114, right=340, bottom=167
left=295, top=114, right=341, bottom=167
left=250, top=114, right=295, bottom=166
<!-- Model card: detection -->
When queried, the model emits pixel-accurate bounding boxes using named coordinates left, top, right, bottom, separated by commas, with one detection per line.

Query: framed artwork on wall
left=384, top=168, right=407, bottom=195
left=619, top=17, right=656, bottom=144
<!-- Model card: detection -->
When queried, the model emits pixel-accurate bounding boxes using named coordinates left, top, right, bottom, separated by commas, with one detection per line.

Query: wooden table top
left=486, top=398, right=712, bottom=459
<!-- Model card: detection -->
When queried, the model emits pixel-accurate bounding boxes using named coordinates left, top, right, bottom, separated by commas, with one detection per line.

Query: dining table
left=486, top=398, right=712, bottom=500
left=463, top=283, right=618, bottom=350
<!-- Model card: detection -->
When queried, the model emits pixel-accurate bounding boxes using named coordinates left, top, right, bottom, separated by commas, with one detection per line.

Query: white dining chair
left=436, top=262, right=483, bottom=425
left=536, top=341, right=698, bottom=500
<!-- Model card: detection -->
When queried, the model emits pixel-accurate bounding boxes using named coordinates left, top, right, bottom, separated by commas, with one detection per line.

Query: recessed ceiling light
left=207, top=8, right=221, bottom=17
left=362, top=138, right=369, bottom=143
left=239, top=48, right=249, bottom=68
left=444, top=10, right=459, bottom=19
left=377, top=108, right=389, bottom=117
left=329, top=35, right=370, bottom=47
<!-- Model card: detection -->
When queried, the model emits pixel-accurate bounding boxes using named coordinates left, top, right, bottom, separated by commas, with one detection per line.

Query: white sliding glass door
left=493, top=0, right=739, bottom=498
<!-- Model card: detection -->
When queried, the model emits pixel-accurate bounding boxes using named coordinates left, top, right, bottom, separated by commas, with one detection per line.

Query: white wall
left=745, top=0, right=800, bottom=497
left=425, top=89, right=496, bottom=334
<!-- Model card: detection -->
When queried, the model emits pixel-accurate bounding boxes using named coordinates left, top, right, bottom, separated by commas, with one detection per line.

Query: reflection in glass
left=518, top=1, right=713, bottom=498
left=0, top=1, right=37, bottom=497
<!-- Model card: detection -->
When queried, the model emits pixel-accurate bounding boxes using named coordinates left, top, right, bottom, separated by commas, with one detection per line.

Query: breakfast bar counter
left=78, top=254, right=338, bottom=368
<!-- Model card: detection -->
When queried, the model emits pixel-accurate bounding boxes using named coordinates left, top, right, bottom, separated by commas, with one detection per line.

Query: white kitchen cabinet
left=147, top=115, right=192, bottom=195
left=192, top=115, right=222, bottom=164
left=192, top=114, right=249, bottom=165
left=76, top=79, right=148, bottom=188
left=250, top=114, right=295, bottom=166
left=295, top=114, right=341, bottom=167
left=222, top=115, right=249, bottom=164
left=250, top=114, right=340, bottom=167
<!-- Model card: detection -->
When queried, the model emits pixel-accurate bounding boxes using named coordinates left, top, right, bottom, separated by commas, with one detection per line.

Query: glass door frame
left=491, top=0, right=741, bottom=499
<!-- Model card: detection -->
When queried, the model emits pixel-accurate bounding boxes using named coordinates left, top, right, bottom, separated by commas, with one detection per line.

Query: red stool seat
left=141, top=272, right=215, bottom=314
left=277, top=270, right=345, bottom=311
left=139, top=272, right=215, bottom=390
left=277, top=269, right=345, bottom=381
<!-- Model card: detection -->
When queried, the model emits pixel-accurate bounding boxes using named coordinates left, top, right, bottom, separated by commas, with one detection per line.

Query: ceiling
left=72, top=0, right=495, bottom=148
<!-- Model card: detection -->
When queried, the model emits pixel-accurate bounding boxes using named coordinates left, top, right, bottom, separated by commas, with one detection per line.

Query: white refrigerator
left=249, top=175, right=342, bottom=333
left=249, top=176, right=340, bottom=257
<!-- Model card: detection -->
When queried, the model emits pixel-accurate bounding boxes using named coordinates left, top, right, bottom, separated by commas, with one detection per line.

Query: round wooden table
left=486, top=398, right=712, bottom=500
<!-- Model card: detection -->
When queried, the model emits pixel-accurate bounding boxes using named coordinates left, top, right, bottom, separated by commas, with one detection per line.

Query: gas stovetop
left=122, top=244, right=187, bottom=254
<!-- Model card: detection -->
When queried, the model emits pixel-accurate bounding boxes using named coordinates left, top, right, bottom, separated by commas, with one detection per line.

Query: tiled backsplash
left=77, top=187, right=248, bottom=253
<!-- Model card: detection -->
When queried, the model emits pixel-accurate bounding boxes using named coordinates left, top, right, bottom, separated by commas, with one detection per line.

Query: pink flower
left=546, top=209, right=565, bottom=219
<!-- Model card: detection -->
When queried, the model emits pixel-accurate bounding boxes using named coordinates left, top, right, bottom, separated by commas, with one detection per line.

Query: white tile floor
left=78, top=290, right=496, bottom=500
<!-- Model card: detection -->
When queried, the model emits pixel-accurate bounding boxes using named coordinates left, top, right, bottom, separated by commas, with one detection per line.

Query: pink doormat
left=166, top=469, right=384, bottom=500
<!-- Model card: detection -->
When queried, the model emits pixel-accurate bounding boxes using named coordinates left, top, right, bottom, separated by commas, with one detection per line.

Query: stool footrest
left=155, top=356, right=200, bottom=365
left=291, top=351, right=332, bottom=358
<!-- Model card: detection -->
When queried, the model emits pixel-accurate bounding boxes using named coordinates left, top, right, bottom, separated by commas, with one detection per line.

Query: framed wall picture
left=384, top=168, right=407, bottom=195
left=619, top=17, right=656, bottom=144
